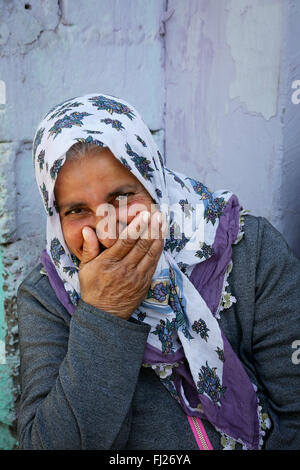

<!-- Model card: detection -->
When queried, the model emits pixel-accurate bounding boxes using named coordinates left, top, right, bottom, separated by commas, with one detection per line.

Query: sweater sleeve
left=17, top=276, right=151, bottom=450
left=253, top=217, right=300, bottom=449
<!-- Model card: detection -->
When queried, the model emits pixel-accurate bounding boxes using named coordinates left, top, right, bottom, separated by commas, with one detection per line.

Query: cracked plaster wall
left=0, top=0, right=166, bottom=449
left=165, top=0, right=300, bottom=250
left=0, top=0, right=299, bottom=449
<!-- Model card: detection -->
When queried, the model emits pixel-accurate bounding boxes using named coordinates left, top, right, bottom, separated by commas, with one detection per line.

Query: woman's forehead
left=54, top=149, right=148, bottom=205
left=56, top=147, right=142, bottom=186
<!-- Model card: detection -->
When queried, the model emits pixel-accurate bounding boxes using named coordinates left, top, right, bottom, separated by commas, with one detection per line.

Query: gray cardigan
left=16, top=215, right=300, bottom=450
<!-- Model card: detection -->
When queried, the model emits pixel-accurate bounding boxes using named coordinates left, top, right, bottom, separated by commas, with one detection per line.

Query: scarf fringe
left=217, top=384, right=271, bottom=450
left=233, top=209, right=251, bottom=245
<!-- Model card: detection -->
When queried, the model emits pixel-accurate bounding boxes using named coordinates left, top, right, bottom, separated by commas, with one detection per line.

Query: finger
left=101, top=210, right=150, bottom=261
left=123, top=211, right=164, bottom=266
left=136, top=237, right=164, bottom=274
left=140, top=210, right=163, bottom=240
left=80, top=226, right=101, bottom=265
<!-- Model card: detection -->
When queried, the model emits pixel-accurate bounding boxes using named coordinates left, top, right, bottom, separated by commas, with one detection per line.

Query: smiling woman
left=55, top=144, right=156, bottom=255
left=16, top=93, right=300, bottom=450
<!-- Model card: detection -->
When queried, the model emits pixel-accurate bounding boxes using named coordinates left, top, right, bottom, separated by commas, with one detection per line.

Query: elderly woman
left=17, top=93, right=300, bottom=450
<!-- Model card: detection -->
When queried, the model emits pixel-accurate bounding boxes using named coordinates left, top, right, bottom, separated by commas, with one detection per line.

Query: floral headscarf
left=33, top=93, right=267, bottom=449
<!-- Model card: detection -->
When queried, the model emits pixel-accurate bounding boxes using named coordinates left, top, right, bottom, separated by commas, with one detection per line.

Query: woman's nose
left=117, top=204, right=129, bottom=227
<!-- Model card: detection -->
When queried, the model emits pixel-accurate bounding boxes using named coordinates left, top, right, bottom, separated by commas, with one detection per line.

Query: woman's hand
left=78, top=211, right=166, bottom=320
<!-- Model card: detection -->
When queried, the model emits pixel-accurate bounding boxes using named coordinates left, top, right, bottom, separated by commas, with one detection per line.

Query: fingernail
left=82, top=228, right=89, bottom=241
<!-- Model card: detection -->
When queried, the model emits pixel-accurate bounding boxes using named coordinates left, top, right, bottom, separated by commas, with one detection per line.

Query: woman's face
left=54, top=147, right=156, bottom=260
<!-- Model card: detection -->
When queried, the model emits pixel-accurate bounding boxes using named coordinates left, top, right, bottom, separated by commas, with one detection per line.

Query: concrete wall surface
left=0, top=0, right=299, bottom=448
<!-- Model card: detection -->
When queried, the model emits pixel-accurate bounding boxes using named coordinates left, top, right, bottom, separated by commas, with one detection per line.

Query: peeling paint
left=225, top=0, right=283, bottom=120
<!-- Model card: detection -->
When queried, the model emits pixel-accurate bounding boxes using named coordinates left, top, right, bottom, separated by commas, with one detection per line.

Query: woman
left=17, top=93, right=300, bottom=450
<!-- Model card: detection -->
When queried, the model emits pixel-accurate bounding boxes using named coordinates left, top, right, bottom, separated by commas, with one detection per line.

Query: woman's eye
left=65, top=208, right=84, bottom=215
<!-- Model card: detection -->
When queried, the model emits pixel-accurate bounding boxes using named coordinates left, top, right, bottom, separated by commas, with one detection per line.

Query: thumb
left=80, top=226, right=100, bottom=265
